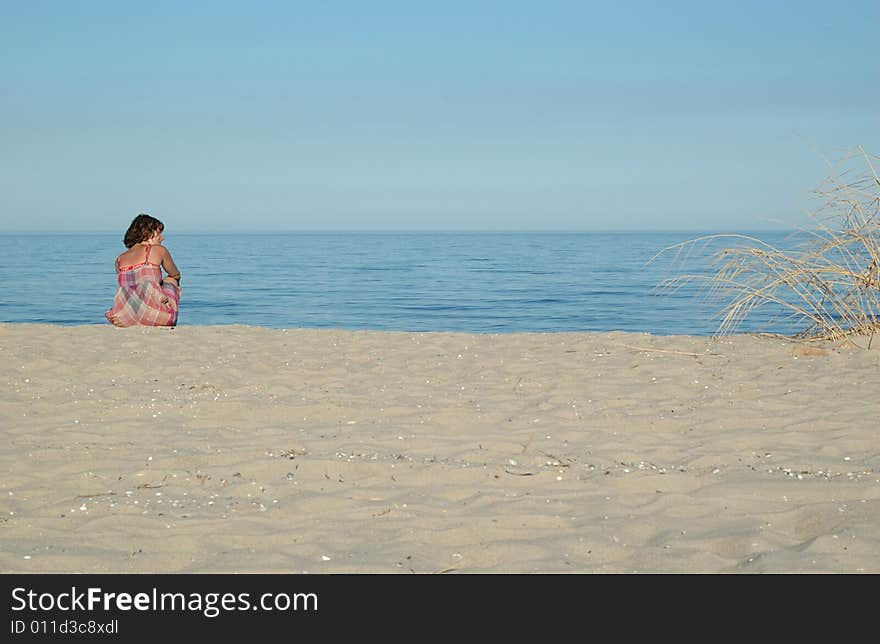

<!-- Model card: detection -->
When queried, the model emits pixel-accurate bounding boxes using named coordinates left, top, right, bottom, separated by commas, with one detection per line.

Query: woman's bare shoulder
left=151, top=244, right=172, bottom=258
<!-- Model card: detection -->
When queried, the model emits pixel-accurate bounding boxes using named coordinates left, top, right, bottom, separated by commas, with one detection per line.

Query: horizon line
left=0, top=227, right=801, bottom=236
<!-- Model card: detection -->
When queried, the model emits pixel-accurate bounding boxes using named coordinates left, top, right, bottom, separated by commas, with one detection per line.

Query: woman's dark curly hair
left=123, top=214, right=164, bottom=248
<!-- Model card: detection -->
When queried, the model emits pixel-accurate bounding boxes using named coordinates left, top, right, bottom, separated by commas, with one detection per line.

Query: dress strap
left=144, top=244, right=152, bottom=262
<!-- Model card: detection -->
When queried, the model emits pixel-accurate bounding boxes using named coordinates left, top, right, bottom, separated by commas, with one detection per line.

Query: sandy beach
left=1, top=323, right=878, bottom=573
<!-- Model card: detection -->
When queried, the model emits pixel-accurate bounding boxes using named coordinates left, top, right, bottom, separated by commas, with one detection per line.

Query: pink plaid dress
left=105, top=244, right=179, bottom=327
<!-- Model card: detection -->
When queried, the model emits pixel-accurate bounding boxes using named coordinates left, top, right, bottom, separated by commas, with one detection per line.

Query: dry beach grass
left=656, top=148, right=880, bottom=344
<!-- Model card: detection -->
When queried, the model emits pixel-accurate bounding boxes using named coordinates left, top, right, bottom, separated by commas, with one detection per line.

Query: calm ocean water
left=0, top=232, right=801, bottom=335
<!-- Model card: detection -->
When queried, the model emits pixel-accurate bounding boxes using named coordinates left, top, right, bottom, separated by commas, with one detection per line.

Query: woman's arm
left=158, top=246, right=181, bottom=282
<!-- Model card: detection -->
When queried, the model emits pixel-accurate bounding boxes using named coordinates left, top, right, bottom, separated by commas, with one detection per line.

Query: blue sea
left=0, top=232, right=802, bottom=335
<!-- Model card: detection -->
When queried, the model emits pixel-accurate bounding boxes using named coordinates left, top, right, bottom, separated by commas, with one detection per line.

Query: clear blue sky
left=1, top=1, right=877, bottom=232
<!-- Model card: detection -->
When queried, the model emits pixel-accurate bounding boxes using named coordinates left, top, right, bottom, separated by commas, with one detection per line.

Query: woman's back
left=114, top=244, right=164, bottom=290
left=116, top=243, right=161, bottom=271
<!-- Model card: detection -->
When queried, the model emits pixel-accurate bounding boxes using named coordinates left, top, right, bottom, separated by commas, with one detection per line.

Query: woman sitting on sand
left=105, top=214, right=181, bottom=327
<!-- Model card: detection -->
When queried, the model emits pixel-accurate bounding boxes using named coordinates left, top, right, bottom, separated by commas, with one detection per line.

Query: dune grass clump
left=656, top=147, right=880, bottom=345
